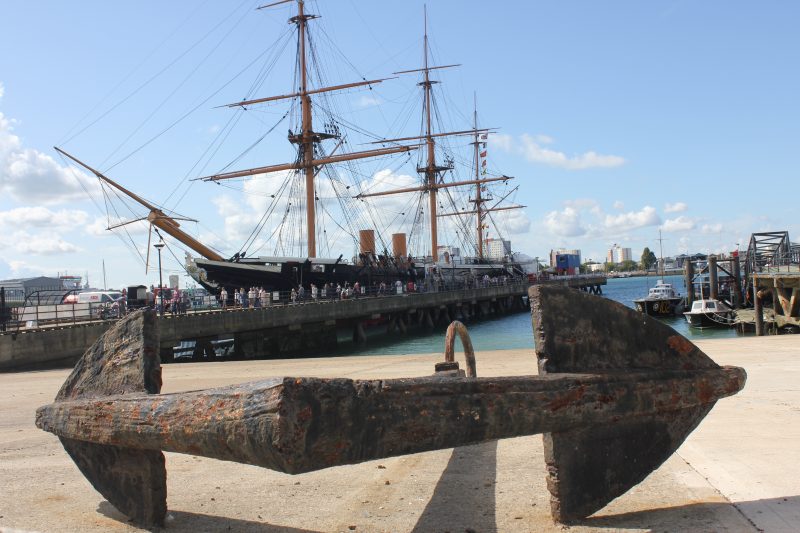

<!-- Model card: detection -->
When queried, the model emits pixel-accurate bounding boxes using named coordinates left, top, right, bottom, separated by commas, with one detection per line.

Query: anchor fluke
left=49, top=310, right=167, bottom=526
left=530, top=284, right=741, bottom=522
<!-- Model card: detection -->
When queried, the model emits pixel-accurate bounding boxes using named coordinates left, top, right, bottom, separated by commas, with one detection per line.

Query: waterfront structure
left=0, top=276, right=65, bottom=303
left=550, top=248, right=581, bottom=267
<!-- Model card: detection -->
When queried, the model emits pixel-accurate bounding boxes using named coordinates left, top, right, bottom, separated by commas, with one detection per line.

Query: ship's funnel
left=392, top=233, right=407, bottom=259
left=359, top=229, right=376, bottom=255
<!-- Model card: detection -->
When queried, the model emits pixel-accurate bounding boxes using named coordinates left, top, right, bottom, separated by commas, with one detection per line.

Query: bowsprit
left=35, top=285, right=746, bottom=526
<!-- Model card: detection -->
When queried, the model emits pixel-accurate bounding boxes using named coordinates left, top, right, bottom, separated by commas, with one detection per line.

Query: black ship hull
left=188, top=257, right=419, bottom=294
left=633, top=297, right=684, bottom=317
left=187, top=256, right=523, bottom=295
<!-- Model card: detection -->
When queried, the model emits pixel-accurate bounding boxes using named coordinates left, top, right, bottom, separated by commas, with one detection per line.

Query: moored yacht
left=683, top=299, right=735, bottom=328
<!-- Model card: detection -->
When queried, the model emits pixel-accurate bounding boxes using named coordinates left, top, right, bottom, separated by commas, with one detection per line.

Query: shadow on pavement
left=412, top=441, right=499, bottom=533
left=97, top=501, right=322, bottom=532
left=577, top=495, right=800, bottom=531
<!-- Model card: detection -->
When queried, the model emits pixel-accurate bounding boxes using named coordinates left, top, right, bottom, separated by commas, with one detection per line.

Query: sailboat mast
left=423, top=8, right=438, bottom=262
left=297, top=0, right=316, bottom=258
left=473, top=95, right=484, bottom=259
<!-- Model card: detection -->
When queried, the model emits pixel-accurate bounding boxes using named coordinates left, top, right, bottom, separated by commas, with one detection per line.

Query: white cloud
left=701, top=223, right=723, bottom=234
left=565, top=198, right=598, bottom=210
left=495, top=209, right=531, bottom=235
left=356, top=95, right=382, bottom=108
left=0, top=230, right=81, bottom=255
left=544, top=206, right=586, bottom=237
left=613, top=200, right=624, bottom=210
left=520, top=134, right=625, bottom=170
left=0, top=111, right=100, bottom=205
left=603, top=205, right=661, bottom=232
left=661, top=215, right=695, bottom=232
left=494, top=133, right=626, bottom=170
left=0, top=206, right=89, bottom=229
left=489, top=133, right=514, bottom=152
left=0, top=82, right=4, bottom=100
left=664, top=202, right=688, bottom=213
left=84, top=215, right=150, bottom=237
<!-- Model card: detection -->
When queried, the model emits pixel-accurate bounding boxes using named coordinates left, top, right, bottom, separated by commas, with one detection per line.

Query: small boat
left=683, top=298, right=735, bottom=328
left=634, top=279, right=684, bottom=316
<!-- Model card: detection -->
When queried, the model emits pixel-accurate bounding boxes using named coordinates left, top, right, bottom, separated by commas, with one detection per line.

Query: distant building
left=0, top=276, right=65, bottom=303
left=550, top=248, right=581, bottom=267
left=437, top=245, right=461, bottom=263
left=555, top=253, right=581, bottom=275
left=607, top=245, right=632, bottom=264
left=484, top=239, right=511, bottom=259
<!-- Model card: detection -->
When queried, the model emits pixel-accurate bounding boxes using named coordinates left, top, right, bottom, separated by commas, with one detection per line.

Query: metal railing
left=0, top=272, right=605, bottom=331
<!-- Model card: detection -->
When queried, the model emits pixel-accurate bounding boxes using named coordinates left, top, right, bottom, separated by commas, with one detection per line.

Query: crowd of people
left=216, top=274, right=523, bottom=309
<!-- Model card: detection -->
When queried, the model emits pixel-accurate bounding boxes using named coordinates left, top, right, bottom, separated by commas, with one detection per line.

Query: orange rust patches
left=697, top=379, right=714, bottom=404
left=667, top=335, right=695, bottom=357
left=549, top=385, right=586, bottom=411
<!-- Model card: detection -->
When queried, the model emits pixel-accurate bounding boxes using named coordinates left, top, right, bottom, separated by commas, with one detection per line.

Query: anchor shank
left=36, top=368, right=744, bottom=475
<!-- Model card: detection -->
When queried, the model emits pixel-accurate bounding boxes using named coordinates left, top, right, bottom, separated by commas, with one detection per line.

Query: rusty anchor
left=35, top=285, right=746, bottom=526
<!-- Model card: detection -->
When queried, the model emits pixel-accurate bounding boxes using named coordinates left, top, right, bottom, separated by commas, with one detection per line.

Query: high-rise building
left=607, top=245, right=632, bottom=264
left=485, top=238, right=511, bottom=259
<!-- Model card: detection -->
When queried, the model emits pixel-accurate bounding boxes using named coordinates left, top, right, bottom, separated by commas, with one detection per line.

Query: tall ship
left=56, top=1, right=527, bottom=294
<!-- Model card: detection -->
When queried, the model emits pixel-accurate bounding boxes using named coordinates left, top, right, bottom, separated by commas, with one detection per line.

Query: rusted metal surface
left=529, top=284, right=739, bottom=522
left=36, top=288, right=746, bottom=527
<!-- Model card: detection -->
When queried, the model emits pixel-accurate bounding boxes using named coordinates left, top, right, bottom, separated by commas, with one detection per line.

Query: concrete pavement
left=1, top=335, right=798, bottom=532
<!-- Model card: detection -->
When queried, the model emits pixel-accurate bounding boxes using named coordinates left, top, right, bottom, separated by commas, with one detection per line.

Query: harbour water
left=335, top=275, right=740, bottom=357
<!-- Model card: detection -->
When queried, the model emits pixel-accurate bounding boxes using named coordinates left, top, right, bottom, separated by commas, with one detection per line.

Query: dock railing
left=1, top=273, right=606, bottom=332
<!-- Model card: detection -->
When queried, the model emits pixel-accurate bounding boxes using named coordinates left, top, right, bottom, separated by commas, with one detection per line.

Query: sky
left=0, top=0, right=798, bottom=288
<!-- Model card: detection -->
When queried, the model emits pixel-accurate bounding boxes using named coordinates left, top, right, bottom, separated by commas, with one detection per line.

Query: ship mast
left=54, top=147, right=225, bottom=262
left=296, top=0, right=316, bottom=258
left=199, top=0, right=418, bottom=259
left=472, top=95, right=485, bottom=259
left=422, top=10, right=441, bottom=261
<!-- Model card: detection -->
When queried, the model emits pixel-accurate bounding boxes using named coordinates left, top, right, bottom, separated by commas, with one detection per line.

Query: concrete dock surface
left=1, top=335, right=798, bottom=532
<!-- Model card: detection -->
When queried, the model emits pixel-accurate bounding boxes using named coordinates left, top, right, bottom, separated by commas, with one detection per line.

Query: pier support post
left=397, top=314, right=407, bottom=334
left=684, top=260, right=694, bottom=307
left=709, top=255, right=719, bottom=301
left=753, top=276, right=764, bottom=336
left=159, top=346, right=174, bottom=364
left=424, top=309, right=435, bottom=329
left=193, top=337, right=216, bottom=361
left=353, top=321, right=367, bottom=345
left=733, top=255, right=743, bottom=308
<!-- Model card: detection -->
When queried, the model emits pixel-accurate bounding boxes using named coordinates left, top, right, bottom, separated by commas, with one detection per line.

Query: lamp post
left=154, top=242, right=165, bottom=316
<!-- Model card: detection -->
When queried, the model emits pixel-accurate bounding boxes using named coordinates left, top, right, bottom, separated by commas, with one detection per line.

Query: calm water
left=335, top=275, right=740, bottom=357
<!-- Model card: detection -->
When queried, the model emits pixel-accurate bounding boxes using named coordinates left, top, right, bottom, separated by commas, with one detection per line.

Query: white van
left=77, top=291, right=123, bottom=304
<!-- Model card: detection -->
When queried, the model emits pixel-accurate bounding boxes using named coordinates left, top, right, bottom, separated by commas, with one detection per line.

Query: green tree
left=640, top=247, right=657, bottom=270
left=620, top=259, right=637, bottom=271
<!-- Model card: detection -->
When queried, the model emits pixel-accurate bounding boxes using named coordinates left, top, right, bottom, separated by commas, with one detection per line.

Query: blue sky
left=0, top=1, right=798, bottom=287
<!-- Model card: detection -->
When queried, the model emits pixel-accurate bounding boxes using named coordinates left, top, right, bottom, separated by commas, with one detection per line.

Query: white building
left=484, top=238, right=511, bottom=259
left=607, top=245, right=632, bottom=264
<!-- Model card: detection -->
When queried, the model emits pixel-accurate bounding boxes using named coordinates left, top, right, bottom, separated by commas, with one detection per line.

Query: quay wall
left=0, top=276, right=605, bottom=370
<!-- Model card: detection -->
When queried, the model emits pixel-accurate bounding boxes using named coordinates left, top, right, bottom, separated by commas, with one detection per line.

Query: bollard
left=36, top=287, right=746, bottom=527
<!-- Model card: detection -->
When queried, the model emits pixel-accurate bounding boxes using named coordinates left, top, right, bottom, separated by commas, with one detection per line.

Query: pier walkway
left=0, top=275, right=606, bottom=370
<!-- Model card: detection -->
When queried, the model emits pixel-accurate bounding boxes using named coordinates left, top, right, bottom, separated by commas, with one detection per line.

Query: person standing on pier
left=220, top=287, right=227, bottom=309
